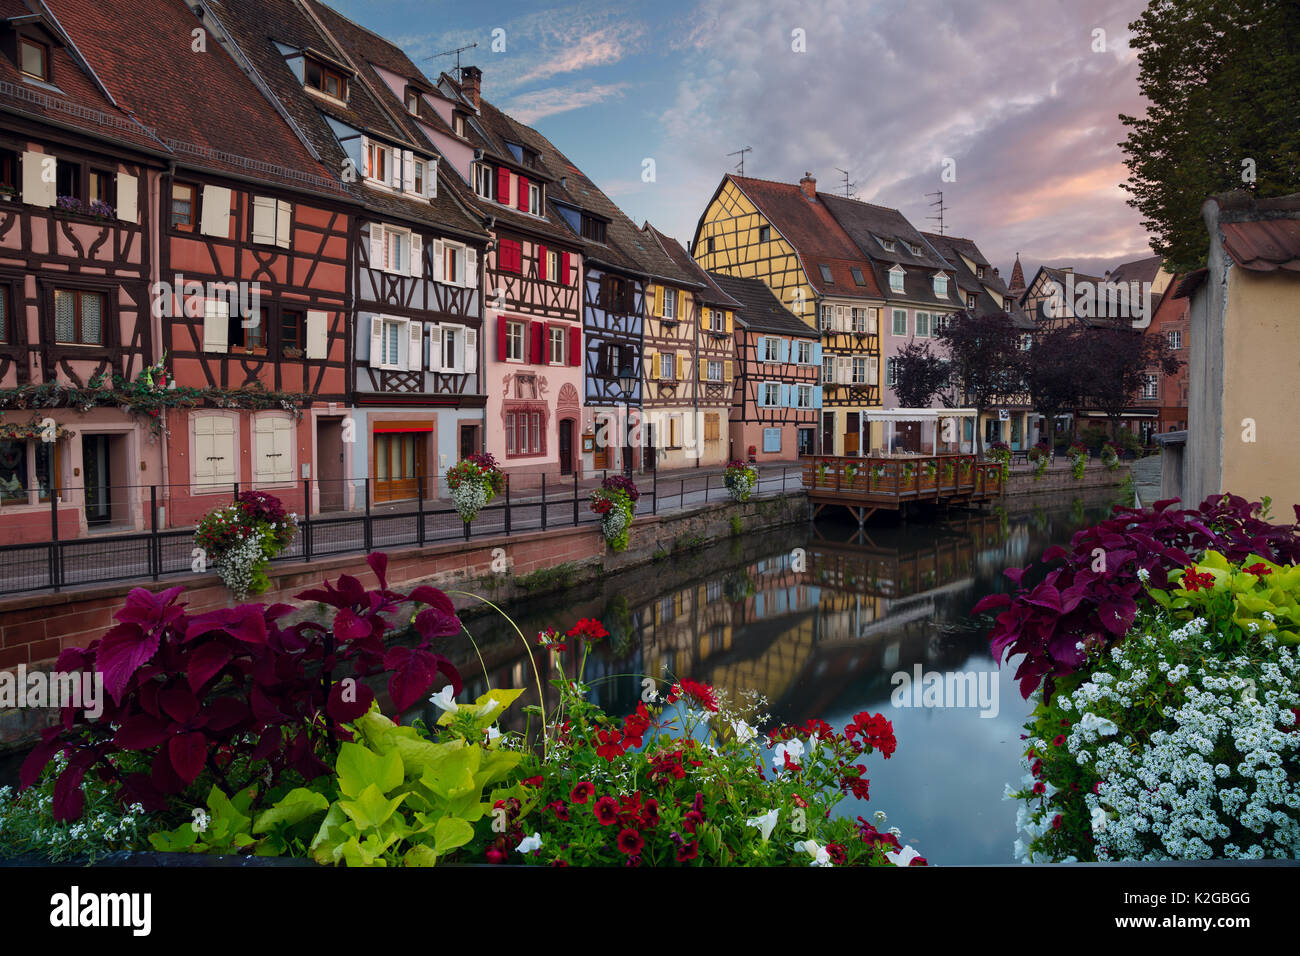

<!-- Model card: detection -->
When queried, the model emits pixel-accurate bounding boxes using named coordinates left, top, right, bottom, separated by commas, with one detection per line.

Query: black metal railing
left=0, top=466, right=799, bottom=597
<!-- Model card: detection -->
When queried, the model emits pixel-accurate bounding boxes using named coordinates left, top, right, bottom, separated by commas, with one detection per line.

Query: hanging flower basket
left=446, top=452, right=504, bottom=523
left=590, top=476, right=638, bottom=552
left=723, top=459, right=758, bottom=502
left=194, top=491, right=297, bottom=600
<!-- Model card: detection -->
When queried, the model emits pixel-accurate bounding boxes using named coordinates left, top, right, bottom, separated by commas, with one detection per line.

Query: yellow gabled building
left=691, top=173, right=884, bottom=456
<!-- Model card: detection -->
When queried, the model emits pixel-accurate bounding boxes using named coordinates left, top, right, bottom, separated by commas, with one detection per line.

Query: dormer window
left=818, top=264, right=833, bottom=284
left=472, top=162, right=494, bottom=200
left=527, top=181, right=541, bottom=216
left=305, top=57, right=348, bottom=101
left=19, top=37, right=48, bottom=82
left=933, top=274, right=949, bottom=298
left=850, top=267, right=867, bottom=286
left=878, top=236, right=896, bottom=252
left=976, top=266, right=986, bottom=279
left=453, top=112, right=467, bottom=137
left=581, top=215, right=606, bottom=244
left=907, top=242, right=921, bottom=255
left=365, top=140, right=392, bottom=184
left=406, top=91, right=419, bottom=114
left=889, top=266, right=905, bottom=293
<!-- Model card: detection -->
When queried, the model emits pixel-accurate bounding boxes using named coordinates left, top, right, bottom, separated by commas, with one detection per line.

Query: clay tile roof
left=1221, top=218, right=1300, bottom=273
left=44, top=0, right=345, bottom=196
left=643, top=224, right=741, bottom=307
left=728, top=175, right=881, bottom=299
left=707, top=272, right=816, bottom=338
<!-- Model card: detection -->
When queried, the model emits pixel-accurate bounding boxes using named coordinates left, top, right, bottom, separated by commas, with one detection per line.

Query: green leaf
left=404, top=844, right=439, bottom=867
left=336, top=741, right=404, bottom=798
left=253, top=787, right=331, bottom=834
left=433, top=815, right=475, bottom=856
left=339, top=783, right=407, bottom=831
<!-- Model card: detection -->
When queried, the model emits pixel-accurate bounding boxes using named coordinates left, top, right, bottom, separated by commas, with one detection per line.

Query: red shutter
left=497, top=316, right=508, bottom=361
left=538, top=245, right=548, bottom=281
left=561, top=251, right=571, bottom=285
left=568, top=324, right=581, bottom=367
left=517, top=175, right=529, bottom=211
left=496, top=166, right=510, bottom=204
left=530, top=321, right=545, bottom=364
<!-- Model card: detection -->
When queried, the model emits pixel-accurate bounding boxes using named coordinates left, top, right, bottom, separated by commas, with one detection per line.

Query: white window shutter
left=196, top=416, right=236, bottom=485
left=402, top=150, right=415, bottom=191
left=305, top=310, right=328, bottom=359
left=116, top=172, right=138, bottom=223
left=465, top=248, right=478, bottom=288
left=203, top=300, right=229, bottom=353
left=407, top=320, right=423, bottom=371
left=252, top=196, right=276, bottom=245
left=253, top=416, right=272, bottom=483
left=409, top=234, right=423, bottom=277
left=360, top=135, right=371, bottom=178
left=200, top=185, right=232, bottom=237
left=194, top=417, right=215, bottom=482
left=465, top=328, right=478, bottom=374
left=868, top=357, right=879, bottom=385
left=275, top=200, right=292, bottom=248
left=368, top=315, right=384, bottom=367
left=370, top=223, right=386, bottom=270
left=21, top=151, right=55, bottom=208
left=427, top=322, right=442, bottom=371
left=426, top=161, right=437, bottom=198
left=431, top=239, right=445, bottom=283
left=273, top=418, right=293, bottom=482
left=390, top=148, right=402, bottom=189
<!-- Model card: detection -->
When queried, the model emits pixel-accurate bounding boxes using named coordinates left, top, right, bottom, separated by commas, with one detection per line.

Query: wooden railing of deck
left=799, top=454, right=1005, bottom=506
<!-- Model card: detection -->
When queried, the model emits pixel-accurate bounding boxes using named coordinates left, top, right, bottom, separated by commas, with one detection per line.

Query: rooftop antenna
left=835, top=167, right=858, bottom=198
left=426, top=43, right=479, bottom=80
left=728, top=146, right=751, bottom=176
left=926, top=190, right=948, bottom=235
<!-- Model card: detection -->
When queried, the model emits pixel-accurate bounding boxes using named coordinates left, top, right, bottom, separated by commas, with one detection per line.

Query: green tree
left=1119, top=0, right=1300, bottom=272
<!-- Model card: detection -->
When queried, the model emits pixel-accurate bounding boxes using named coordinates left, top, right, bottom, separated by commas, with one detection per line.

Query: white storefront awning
left=864, top=408, right=978, bottom=422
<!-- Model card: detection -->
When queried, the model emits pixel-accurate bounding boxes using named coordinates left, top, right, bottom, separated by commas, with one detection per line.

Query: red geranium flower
left=522, top=775, right=543, bottom=787
left=616, top=828, right=645, bottom=856
left=1182, top=568, right=1216, bottom=592
left=596, top=728, right=625, bottom=761
left=622, top=704, right=651, bottom=748
left=844, top=712, right=897, bottom=758
left=570, top=781, right=595, bottom=804
left=593, top=796, right=620, bottom=826
left=567, top=618, right=609, bottom=642
left=1244, top=563, right=1271, bottom=576
left=677, top=678, right=719, bottom=712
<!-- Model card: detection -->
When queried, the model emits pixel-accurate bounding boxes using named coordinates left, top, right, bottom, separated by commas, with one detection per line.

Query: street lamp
left=618, top=364, right=636, bottom=480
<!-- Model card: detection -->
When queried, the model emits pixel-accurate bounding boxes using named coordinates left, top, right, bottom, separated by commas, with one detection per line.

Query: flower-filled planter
left=1028, top=441, right=1051, bottom=480
left=723, top=459, right=758, bottom=502
left=844, top=461, right=860, bottom=488
left=591, top=475, right=638, bottom=552
left=194, top=490, right=297, bottom=599
left=1067, top=440, right=1088, bottom=480
left=987, top=441, right=1011, bottom=480
left=446, top=452, right=504, bottom=523
left=1100, top=442, right=1120, bottom=472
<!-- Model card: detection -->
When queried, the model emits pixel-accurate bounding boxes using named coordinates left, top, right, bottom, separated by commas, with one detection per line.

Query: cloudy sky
left=331, top=0, right=1154, bottom=281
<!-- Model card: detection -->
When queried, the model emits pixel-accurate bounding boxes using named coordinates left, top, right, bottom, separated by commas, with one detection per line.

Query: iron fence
left=0, top=466, right=799, bottom=596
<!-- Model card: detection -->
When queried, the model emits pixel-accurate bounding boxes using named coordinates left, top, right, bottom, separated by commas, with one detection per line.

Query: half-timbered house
left=708, top=272, right=819, bottom=461
left=691, top=173, right=882, bottom=457
left=644, top=224, right=738, bottom=469
left=0, top=3, right=162, bottom=541
left=222, top=0, right=493, bottom=504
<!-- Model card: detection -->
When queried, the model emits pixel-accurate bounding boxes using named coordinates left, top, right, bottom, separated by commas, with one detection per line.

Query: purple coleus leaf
left=384, top=646, right=460, bottom=714
left=97, top=621, right=163, bottom=704
left=326, top=678, right=375, bottom=724
left=168, top=733, right=208, bottom=785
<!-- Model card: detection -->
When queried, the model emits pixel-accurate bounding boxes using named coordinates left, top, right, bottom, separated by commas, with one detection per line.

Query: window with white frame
left=506, top=320, right=525, bottom=361
left=796, top=384, right=813, bottom=408
left=852, top=356, right=869, bottom=384
left=411, top=158, right=427, bottom=197
left=915, top=312, right=930, bottom=337
left=528, top=182, right=542, bottom=216
left=889, top=267, right=905, bottom=293
left=1141, top=374, right=1158, bottom=399
left=472, top=162, right=494, bottom=200
left=366, top=141, right=394, bottom=184
left=822, top=355, right=834, bottom=383
left=549, top=326, right=565, bottom=364
left=379, top=317, right=403, bottom=368
left=796, top=341, right=811, bottom=364
left=706, top=360, right=724, bottom=381
left=886, top=357, right=899, bottom=387
left=933, top=274, right=948, bottom=298
left=892, top=309, right=907, bottom=336
left=441, top=326, right=461, bottom=371
left=760, top=337, right=780, bottom=362
left=933, top=313, right=950, bottom=334
left=1167, top=330, right=1182, bottom=350
left=547, top=249, right=559, bottom=282
left=851, top=308, right=867, bottom=333
left=385, top=226, right=409, bottom=273
left=760, top=383, right=780, bottom=406
left=821, top=304, right=837, bottom=331
left=662, top=287, right=677, bottom=320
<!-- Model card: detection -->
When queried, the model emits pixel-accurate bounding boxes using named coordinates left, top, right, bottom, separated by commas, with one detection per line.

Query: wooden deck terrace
left=800, top=455, right=1005, bottom=526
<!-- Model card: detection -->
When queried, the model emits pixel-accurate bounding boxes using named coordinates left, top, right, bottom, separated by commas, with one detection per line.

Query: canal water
left=446, top=494, right=1118, bottom=865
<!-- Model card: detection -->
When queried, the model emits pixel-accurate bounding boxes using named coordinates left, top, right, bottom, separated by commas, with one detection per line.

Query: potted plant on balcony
left=446, top=452, right=504, bottom=524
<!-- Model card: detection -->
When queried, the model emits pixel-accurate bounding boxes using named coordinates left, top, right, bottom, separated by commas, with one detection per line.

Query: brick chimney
left=459, top=65, right=482, bottom=109
left=799, top=171, right=817, bottom=199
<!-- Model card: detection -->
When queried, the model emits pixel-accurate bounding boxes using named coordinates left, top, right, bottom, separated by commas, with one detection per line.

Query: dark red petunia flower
left=570, top=781, right=595, bottom=804
left=594, top=796, right=620, bottom=826
left=547, top=800, right=570, bottom=821
left=826, top=843, right=847, bottom=865
left=675, top=841, right=699, bottom=862
left=617, top=828, right=645, bottom=856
